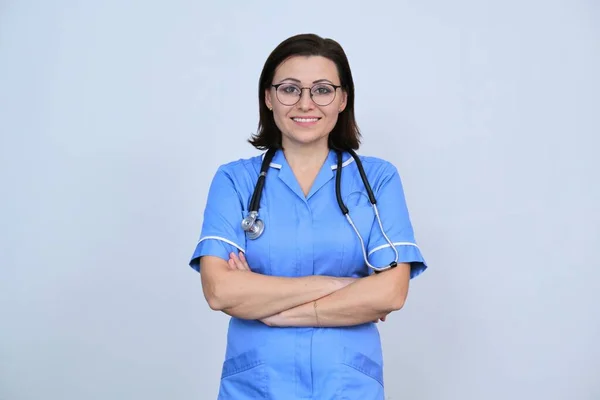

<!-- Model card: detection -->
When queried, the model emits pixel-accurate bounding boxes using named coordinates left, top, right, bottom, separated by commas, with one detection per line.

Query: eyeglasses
left=271, top=82, right=342, bottom=106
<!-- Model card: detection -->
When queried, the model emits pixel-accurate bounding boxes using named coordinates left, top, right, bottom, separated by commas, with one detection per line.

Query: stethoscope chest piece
left=241, top=211, right=264, bottom=240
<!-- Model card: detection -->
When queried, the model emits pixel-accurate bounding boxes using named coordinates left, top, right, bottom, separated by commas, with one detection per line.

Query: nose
left=296, top=88, right=315, bottom=111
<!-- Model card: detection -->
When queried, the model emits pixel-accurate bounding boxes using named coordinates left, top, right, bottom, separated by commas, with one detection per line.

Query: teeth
left=293, top=118, right=319, bottom=122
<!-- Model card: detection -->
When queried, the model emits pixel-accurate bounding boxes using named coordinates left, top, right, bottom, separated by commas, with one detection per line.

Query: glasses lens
left=274, top=83, right=337, bottom=106
left=276, top=84, right=301, bottom=106
left=310, top=84, right=336, bottom=106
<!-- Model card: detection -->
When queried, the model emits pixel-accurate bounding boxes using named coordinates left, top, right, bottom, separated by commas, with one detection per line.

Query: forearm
left=270, top=265, right=410, bottom=327
left=205, top=267, right=347, bottom=320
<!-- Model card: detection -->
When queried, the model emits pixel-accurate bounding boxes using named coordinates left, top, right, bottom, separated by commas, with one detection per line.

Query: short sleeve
left=188, top=167, right=246, bottom=272
left=367, top=164, right=427, bottom=279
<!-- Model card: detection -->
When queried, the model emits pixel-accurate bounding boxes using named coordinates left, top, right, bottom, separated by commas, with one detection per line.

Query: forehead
left=273, top=55, right=340, bottom=84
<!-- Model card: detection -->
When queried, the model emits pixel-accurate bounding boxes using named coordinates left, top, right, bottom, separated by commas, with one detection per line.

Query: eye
left=312, top=84, right=334, bottom=95
left=279, top=84, right=300, bottom=94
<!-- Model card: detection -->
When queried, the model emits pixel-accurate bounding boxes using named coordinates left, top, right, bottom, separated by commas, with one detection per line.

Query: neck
left=282, top=141, right=330, bottom=172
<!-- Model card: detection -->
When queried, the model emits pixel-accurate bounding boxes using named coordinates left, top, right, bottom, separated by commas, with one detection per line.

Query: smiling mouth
left=291, top=117, right=321, bottom=123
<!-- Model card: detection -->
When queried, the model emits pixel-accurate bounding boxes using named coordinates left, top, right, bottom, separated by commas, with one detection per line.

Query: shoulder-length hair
left=248, top=33, right=361, bottom=151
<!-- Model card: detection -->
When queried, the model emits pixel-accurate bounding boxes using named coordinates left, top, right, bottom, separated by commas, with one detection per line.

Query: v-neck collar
left=265, top=149, right=354, bottom=202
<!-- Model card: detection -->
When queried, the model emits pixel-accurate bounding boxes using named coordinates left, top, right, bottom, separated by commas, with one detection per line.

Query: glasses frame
left=271, top=82, right=342, bottom=107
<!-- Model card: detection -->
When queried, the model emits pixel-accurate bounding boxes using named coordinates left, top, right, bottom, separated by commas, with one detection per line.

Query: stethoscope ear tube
left=248, top=148, right=277, bottom=212
left=347, top=149, right=376, bottom=205
left=334, top=150, right=349, bottom=215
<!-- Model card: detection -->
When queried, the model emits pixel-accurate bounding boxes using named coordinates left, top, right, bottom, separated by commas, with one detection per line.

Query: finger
left=232, top=253, right=249, bottom=271
left=227, top=258, right=237, bottom=270
left=232, top=252, right=248, bottom=271
left=229, top=253, right=245, bottom=271
left=233, top=258, right=246, bottom=271
left=238, top=252, right=251, bottom=271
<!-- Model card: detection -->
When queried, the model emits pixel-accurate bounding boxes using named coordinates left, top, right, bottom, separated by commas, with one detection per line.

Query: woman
left=189, top=33, right=427, bottom=400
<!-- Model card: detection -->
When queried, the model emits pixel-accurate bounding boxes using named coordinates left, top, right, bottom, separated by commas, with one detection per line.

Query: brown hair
left=248, top=33, right=361, bottom=151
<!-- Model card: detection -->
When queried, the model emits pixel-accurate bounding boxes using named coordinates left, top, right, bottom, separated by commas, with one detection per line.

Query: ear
left=338, top=90, right=348, bottom=113
left=265, top=89, right=273, bottom=110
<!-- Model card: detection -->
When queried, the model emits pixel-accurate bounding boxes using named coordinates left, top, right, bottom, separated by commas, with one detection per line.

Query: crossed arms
left=199, top=252, right=411, bottom=328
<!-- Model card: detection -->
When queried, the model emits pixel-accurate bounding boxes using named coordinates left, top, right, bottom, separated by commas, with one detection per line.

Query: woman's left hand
left=228, top=252, right=251, bottom=271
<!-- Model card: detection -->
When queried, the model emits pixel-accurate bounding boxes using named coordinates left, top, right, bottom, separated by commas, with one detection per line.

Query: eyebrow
left=278, top=77, right=336, bottom=85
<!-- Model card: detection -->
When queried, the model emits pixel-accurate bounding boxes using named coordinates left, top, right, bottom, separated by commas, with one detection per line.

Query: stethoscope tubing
left=241, top=148, right=399, bottom=272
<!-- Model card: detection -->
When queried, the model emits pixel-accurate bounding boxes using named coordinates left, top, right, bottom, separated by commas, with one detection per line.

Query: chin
left=287, top=132, right=328, bottom=146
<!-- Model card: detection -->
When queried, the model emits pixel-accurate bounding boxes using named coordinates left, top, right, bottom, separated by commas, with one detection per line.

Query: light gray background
left=1, top=1, right=598, bottom=399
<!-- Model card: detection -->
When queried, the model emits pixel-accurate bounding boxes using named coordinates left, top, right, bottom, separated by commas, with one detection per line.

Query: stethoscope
left=241, top=148, right=399, bottom=272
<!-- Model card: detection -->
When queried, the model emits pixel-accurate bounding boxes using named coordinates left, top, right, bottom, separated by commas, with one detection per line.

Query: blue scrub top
left=190, top=149, right=427, bottom=400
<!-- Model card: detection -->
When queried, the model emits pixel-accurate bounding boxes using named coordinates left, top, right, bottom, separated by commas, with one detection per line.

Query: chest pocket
left=242, top=207, right=271, bottom=275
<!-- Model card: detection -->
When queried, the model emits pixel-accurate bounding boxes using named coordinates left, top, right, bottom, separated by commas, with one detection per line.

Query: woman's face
left=265, top=55, right=347, bottom=149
